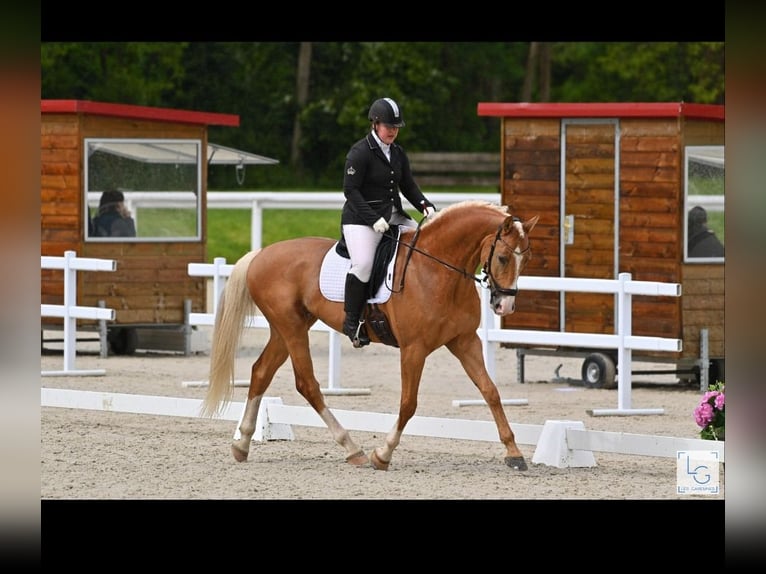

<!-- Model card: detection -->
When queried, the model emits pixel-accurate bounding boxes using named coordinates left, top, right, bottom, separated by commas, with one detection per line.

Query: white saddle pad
left=319, top=243, right=399, bottom=304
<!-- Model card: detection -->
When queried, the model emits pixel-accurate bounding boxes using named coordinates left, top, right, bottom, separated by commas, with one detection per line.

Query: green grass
left=207, top=209, right=341, bottom=263
left=688, top=174, right=724, bottom=196
left=205, top=186, right=496, bottom=262
left=207, top=208, right=431, bottom=263
left=136, top=208, right=197, bottom=237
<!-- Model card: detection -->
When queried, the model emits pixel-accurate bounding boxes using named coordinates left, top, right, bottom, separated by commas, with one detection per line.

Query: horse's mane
left=421, top=200, right=509, bottom=227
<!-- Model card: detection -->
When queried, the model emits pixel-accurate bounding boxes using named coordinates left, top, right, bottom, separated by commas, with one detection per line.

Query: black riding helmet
left=368, top=97, right=405, bottom=127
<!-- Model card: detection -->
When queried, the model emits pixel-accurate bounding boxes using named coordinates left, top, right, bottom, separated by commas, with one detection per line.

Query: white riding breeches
left=343, top=210, right=417, bottom=282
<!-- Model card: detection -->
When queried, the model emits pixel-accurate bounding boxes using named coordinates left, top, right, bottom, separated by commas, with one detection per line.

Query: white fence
left=186, top=256, right=681, bottom=416
left=88, top=190, right=723, bottom=252
left=41, top=251, right=117, bottom=376
left=40, top=388, right=725, bottom=467
left=478, top=273, right=682, bottom=416
left=90, top=191, right=502, bottom=251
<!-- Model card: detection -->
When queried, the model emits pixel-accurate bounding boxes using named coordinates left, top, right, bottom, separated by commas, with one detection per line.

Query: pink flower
left=702, top=390, right=718, bottom=403
left=714, top=392, right=724, bottom=410
left=693, top=381, right=725, bottom=440
left=695, top=402, right=714, bottom=427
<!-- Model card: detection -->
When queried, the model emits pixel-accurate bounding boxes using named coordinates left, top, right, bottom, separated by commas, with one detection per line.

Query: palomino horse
left=200, top=200, right=540, bottom=471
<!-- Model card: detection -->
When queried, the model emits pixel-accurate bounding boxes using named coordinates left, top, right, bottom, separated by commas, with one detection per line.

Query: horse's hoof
left=232, top=445, right=249, bottom=462
left=346, top=450, right=369, bottom=466
left=504, top=456, right=528, bottom=471
left=370, top=450, right=390, bottom=471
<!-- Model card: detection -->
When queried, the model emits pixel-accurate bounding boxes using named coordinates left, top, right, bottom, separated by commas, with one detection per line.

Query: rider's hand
left=423, top=205, right=436, bottom=218
left=373, top=217, right=389, bottom=233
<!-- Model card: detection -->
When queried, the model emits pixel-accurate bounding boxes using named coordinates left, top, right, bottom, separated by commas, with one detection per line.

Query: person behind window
left=92, top=190, right=136, bottom=237
left=688, top=205, right=724, bottom=258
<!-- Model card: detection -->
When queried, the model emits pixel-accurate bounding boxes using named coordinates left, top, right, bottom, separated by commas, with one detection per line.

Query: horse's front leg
left=370, top=346, right=427, bottom=470
left=446, top=333, right=528, bottom=470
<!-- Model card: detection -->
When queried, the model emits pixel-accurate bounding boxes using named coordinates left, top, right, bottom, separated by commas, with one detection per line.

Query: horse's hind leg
left=231, top=330, right=290, bottom=462
left=284, top=328, right=369, bottom=466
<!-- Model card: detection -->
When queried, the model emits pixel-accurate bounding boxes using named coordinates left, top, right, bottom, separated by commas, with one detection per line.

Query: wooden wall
left=501, top=118, right=561, bottom=332
left=682, top=264, right=724, bottom=360
left=498, top=114, right=724, bottom=361
left=41, top=113, right=208, bottom=326
left=680, top=118, right=725, bottom=360
left=618, top=117, right=683, bottom=344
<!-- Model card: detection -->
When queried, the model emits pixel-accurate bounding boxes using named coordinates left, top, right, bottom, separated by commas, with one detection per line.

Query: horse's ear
left=523, top=215, right=540, bottom=234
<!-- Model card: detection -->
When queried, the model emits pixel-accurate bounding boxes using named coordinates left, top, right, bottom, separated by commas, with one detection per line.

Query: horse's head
left=482, top=213, right=540, bottom=315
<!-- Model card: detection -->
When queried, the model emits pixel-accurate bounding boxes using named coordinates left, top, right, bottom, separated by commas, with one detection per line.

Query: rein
left=384, top=215, right=529, bottom=294
left=383, top=218, right=464, bottom=293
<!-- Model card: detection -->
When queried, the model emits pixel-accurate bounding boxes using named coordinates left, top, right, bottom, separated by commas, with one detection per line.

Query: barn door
left=560, top=119, right=619, bottom=334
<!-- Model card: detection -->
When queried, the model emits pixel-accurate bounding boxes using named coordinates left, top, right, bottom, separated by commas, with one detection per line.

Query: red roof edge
left=41, top=99, right=240, bottom=127
left=477, top=102, right=724, bottom=121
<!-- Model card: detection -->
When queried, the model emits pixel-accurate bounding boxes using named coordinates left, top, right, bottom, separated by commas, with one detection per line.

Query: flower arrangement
left=693, top=381, right=725, bottom=441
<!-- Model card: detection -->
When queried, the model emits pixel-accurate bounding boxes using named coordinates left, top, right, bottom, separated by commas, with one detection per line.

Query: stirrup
left=350, top=320, right=370, bottom=348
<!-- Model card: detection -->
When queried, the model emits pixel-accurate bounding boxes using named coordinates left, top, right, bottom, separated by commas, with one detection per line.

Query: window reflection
left=685, top=146, right=724, bottom=262
left=85, top=139, right=202, bottom=241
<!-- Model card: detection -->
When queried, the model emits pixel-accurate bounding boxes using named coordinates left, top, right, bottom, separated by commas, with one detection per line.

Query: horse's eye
left=497, top=255, right=508, bottom=266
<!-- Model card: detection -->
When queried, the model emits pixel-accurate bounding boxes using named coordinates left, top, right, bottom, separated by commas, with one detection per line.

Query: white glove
left=373, top=217, right=389, bottom=233
left=423, top=205, right=436, bottom=218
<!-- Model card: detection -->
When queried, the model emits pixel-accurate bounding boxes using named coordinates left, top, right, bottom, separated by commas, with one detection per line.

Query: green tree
left=41, top=42, right=187, bottom=105
left=551, top=42, right=724, bottom=103
left=42, top=41, right=725, bottom=189
left=295, top=42, right=527, bottom=183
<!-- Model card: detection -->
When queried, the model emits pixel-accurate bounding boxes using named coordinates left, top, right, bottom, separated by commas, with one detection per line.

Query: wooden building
left=41, top=100, right=250, bottom=354
left=477, top=102, right=725, bottom=387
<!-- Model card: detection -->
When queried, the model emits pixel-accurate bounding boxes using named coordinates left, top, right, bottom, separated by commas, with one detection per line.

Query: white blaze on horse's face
left=490, top=218, right=531, bottom=316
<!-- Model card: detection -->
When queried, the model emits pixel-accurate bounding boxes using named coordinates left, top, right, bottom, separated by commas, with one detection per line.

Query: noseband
left=481, top=217, right=530, bottom=297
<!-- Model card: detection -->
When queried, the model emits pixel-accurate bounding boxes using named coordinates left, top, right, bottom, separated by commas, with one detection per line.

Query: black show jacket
left=341, top=132, right=430, bottom=226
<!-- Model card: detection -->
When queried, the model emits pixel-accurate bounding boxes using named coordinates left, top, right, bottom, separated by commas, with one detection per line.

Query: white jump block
left=532, top=420, right=597, bottom=468
left=234, top=397, right=294, bottom=442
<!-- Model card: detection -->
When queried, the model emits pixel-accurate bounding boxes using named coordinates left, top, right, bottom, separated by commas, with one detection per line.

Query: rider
left=687, top=205, right=724, bottom=258
left=340, top=97, right=436, bottom=348
left=91, top=189, right=137, bottom=237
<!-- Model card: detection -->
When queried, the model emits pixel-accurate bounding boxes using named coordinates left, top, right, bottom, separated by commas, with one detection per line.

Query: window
left=684, top=145, right=724, bottom=262
left=84, top=139, right=202, bottom=241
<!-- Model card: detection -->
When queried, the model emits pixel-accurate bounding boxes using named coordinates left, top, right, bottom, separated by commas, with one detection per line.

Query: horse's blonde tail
left=199, top=250, right=260, bottom=418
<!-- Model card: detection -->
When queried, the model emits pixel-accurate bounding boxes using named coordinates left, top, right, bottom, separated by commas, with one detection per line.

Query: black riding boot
left=342, top=273, right=371, bottom=348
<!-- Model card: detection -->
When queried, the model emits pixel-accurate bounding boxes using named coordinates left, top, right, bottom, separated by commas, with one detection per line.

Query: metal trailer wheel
left=581, top=353, right=617, bottom=389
